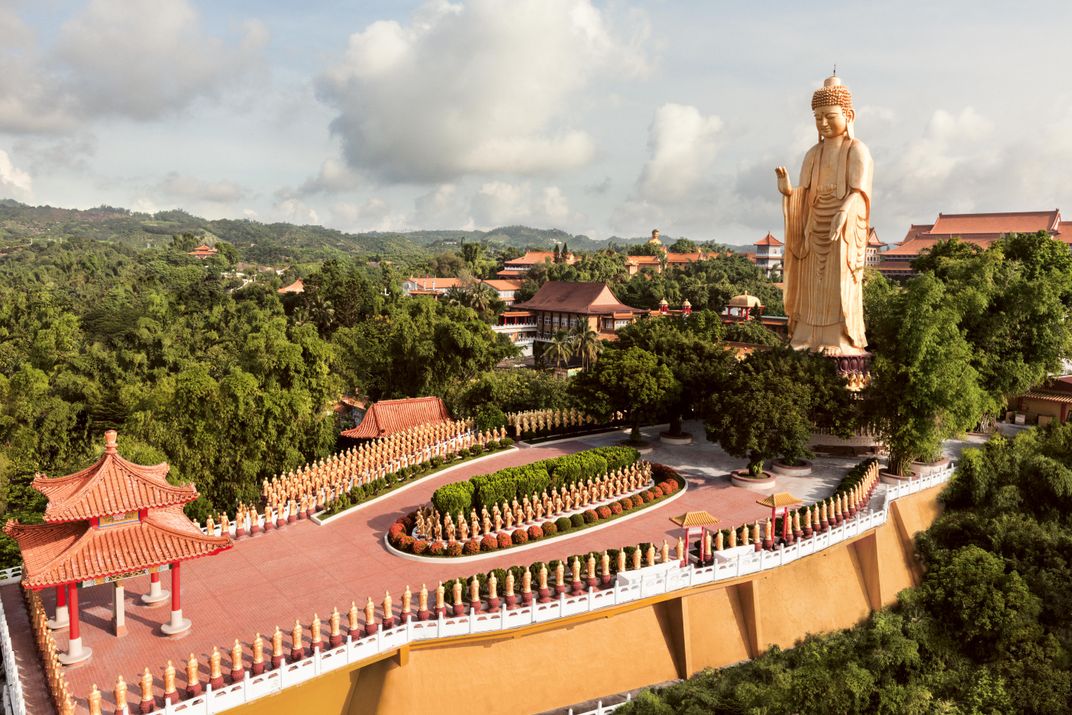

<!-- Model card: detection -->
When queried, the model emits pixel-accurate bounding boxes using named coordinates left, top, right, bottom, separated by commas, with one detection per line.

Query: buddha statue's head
left=811, top=75, right=855, bottom=141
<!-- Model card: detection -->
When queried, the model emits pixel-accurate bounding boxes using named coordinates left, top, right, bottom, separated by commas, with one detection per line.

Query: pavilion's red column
left=48, top=584, right=69, bottom=630
left=58, top=582, right=91, bottom=664
left=141, top=568, right=169, bottom=605
left=161, top=562, right=191, bottom=636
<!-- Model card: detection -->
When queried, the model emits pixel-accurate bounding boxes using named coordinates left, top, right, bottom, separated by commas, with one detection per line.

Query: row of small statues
left=245, top=423, right=506, bottom=524
left=111, top=543, right=685, bottom=711
left=261, top=418, right=490, bottom=500
left=25, top=589, right=75, bottom=715
left=415, top=463, right=653, bottom=543
left=507, top=408, right=624, bottom=437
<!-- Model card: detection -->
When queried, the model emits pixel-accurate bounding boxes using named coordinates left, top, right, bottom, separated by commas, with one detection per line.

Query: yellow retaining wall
left=230, top=484, right=945, bottom=715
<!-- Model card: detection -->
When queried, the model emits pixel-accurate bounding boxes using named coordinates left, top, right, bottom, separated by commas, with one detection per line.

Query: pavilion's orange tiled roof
left=665, top=252, right=705, bottom=263
left=277, top=278, right=304, bottom=294
left=756, top=492, right=804, bottom=509
left=670, top=511, right=720, bottom=527
left=867, top=227, right=886, bottom=248
left=33, top=432, right=198, bottom=523
left=755, top=232, right=783, bottom=247
left=341, top=396, right=451, bottom=439
left=187, top=244, right=218, bottom=258
left=5, top=507, right=232, bottom=590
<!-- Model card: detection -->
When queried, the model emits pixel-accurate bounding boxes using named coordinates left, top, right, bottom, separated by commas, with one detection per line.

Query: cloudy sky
left=1, top=0, right=1070, bottom=245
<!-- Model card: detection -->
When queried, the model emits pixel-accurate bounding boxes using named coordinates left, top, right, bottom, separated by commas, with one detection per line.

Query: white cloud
left=0, top=150, right=32, bottom=199
left=0, top=0, right=267, bottom=134
left=470, top=181, right=575, bottom=228
left=291, top=158, right=364, bottom=197
left=317, top=0, right=649, bottom=182
left=55, top=0, right=268, bottom=121
left=156, top=172, right=247, bottom=204
left=635, top=103, right=722, bottom=203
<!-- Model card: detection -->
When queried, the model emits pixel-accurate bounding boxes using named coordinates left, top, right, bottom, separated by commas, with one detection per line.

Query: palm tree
left=571, top=323, right=602, bottom=370
left=547, top=331, right=574, bottom=369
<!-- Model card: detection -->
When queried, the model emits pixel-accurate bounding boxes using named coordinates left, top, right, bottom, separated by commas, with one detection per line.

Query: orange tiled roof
left=340, top=396, right=451, bottom=439
left=670, top=511, right=720, bottom=527
left=513, top=281, right=641, bottom=316
left=929, top=210, right=1059, bottom=236
left=5, top=507, right=231, bottom=590
left=406, top=277, right=463, bottom=291
left=33, top=432, right=197, bottom=523
left=504, top=251, right=556, bottom=267
left=755, top=232, right=783, bottom=247
left=277, top=278, right=304, bottom=294
left=665, top=252, right=705, bottom=263
left=480, top=279, right=523, bottom=291
left=187, top=244, right=218, bottom=257
left=867, top=228, right=886, bottom=248
left=625, top=255, right=661, bottom=265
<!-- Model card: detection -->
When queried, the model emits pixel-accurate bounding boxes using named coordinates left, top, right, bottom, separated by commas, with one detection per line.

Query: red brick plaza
left=4, top=423, right=865, bottom=714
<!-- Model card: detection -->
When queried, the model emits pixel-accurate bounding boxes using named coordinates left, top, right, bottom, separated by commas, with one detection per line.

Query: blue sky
left=1, top=0, right=1070, bottom=245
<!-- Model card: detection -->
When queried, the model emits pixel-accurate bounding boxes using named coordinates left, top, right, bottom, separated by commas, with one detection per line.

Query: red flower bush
left=644, top=489, right=655, bottom=501
left=636, top=491, right=650, bottom=504
left=541, top=521, right=557, bottom=536
left=388, top=522, right=406, bottom=543
left=583, top=509, right=598, bottom=524
left=412, top=540, right=429, bottom=555
left=527, top=525, right=543, bottom=540
left=610, top=502, right=623, bottom=515
left=498, top=532, right=513, bottom=549
left=596, top=506, right=612, bottom=520
left=429, top=542, right=446, bottom=556
left=464, top=538, right=482, bottom=555
left=481, top=534, right=499, bottom=552
left=652, top=486, right=664, bottom=498
left=447, top=542, right=464, bottom=557
left=512, top=529, right=529, bottom=545
left=399, top=535, right=415, bottom=551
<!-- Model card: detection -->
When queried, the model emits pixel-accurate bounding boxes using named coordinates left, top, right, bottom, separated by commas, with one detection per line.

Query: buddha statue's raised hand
left=775, top=166, right=792, bottom=197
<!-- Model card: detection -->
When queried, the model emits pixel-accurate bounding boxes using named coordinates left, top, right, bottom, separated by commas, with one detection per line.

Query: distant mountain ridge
left=0, top=200, right=746, bottom=264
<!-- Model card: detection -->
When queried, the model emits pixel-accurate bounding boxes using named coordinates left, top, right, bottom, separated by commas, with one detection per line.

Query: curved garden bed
left=730, top=469, right=776, bottom=490
left=387, top=463, right=686, bottom=558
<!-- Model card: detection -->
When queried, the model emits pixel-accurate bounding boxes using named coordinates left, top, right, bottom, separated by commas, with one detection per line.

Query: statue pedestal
left=823, top=351, right=872, bottom=390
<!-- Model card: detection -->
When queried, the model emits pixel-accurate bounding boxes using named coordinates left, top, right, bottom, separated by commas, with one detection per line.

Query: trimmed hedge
left=433, top=445, right=640, bottom=511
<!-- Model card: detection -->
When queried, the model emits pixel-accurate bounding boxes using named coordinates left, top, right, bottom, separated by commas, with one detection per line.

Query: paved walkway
left=7, top=424, right=980, bottom=713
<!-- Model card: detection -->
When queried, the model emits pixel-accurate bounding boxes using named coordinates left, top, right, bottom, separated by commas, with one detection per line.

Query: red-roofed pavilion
left=340, top=396, right=452, bottom=439
left=3, top=430, right=231, bottom=665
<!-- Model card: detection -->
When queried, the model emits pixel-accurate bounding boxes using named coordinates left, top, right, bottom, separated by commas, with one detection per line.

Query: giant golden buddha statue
left=775, top=74, right=872, bottom=355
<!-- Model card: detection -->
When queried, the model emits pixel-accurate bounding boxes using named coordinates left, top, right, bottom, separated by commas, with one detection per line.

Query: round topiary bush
left=556, top=516, right=572, bottom=533
left=429, top=542, right=445, bottom=556
left=596, top=506, right=612, bottom=520
left=541, top=521, right=557, bottom=536
left=527, top=525, right=543, bottom=540
left=464, top=538, right=482, bottom=555
left=481, top=534, right=499, bottom=552
left=399, top=535, right=415, bottom=551
left=512, top=529, right=529, bottom=545
left=500, top=437, right=515, bottom=447
left=447, top=542, right=464, bottom=557
left=620, top=497, right=634, bottom=509
left=644, top=489, right=655, bottom=501
left=652, top=486, right=664, bottom=498
left=412, top=540, right=429, bottom=555
left=497, top=532, right=512, bottom=549
left=583, top=509, right=598, bottom=524
left=570, top=513, right=585, bottom=529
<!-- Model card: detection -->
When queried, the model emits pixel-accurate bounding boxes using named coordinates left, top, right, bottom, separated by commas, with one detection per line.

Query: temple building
left=865, top=228, right=887, bottom=266
left=493, top=310, right=538, bottom=356
left=340, top=396, right=452, bottom=440
left=480, top=279, right=524, bottom=305
left=187, top=243, right=219, bottom=259
left=512, top=281, right=643, bottom=342
left=624, top=229, right=710, bottom=275
left=277, top=278, right=305, bottom=294
left=877, top=210, right=1072, bottom=278
left=751, top=233, right=783, bottom=277
left=495, top=250, right=575, bottom=279
left=3, top=431, right=231, bottom=664
left=402, top=277, right=464, bottom=297
left=1013, top=375, right=1072, bottom=426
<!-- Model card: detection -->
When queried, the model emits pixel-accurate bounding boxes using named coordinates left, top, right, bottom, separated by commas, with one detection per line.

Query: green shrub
left=556, top=516, right=572, bottom=533
left=432, top=481, right=475, bottom=515
left=500, top=437, right=515, bottom=447
left=475, top=404, right=508, bottom=431
left=570, top=513, right=585, bottom=528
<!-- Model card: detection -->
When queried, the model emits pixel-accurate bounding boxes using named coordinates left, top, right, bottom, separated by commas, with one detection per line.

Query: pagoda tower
left=4, top=430, right=232, bottom=665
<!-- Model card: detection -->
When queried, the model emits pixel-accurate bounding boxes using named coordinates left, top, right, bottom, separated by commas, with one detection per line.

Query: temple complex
left=186, top=244, right=218, bottom=260
left=3, top=431, right=232, bottom=665
left=876, top=209, right=1072, bottom=278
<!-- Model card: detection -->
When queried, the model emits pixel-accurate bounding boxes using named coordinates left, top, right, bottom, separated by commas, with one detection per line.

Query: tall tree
left=571, top=346, right=677, bottom=444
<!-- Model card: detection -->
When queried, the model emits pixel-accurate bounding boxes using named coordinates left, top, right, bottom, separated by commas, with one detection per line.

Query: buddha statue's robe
left=782, top=136, right=872, bottom=353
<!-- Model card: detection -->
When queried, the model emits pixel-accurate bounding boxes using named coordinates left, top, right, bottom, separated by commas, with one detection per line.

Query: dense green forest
left=620, top=421, right=1072, bottom=714
left=0, top=200, right=735, bottom=267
